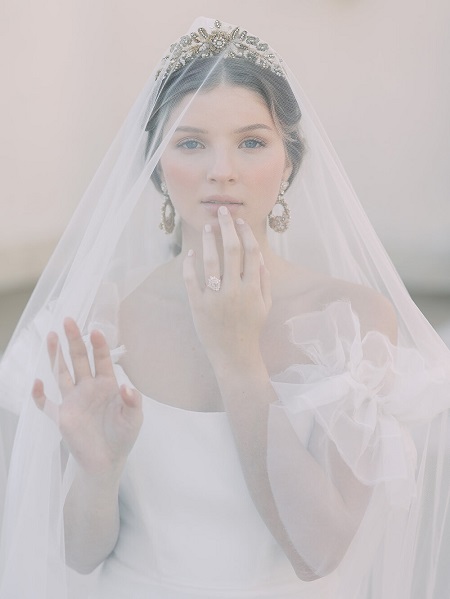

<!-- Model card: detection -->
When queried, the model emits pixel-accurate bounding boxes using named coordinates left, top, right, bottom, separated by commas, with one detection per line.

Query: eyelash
left=239, top=138, right=266, bottom=149
left=177, top=139, right=205, bottom=150
left=176, top=137, right=267, bottom=150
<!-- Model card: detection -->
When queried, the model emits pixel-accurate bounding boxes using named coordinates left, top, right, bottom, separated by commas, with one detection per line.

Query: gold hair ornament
left=156, top=20, right=286, bottom=81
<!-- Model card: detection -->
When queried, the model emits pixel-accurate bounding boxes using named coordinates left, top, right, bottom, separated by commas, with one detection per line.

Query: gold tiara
left=157, top=20, right=286, bottom=80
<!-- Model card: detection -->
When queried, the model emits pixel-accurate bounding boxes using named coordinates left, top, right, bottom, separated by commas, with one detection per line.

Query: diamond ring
left=206, top=275, right=221, bottom=292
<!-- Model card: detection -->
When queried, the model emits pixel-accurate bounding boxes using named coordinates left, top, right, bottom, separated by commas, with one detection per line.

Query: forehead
left=165, top=84, right=274, bottom=131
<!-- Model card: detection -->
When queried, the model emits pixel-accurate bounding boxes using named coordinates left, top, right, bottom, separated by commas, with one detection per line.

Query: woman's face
left=159, top=84, right=292, bottom=236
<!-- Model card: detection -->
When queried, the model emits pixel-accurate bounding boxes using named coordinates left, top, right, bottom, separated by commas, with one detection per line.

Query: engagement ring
left=206, top=275, right=221, bottom=291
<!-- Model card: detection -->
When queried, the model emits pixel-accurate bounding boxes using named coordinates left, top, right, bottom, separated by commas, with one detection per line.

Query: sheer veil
left=1, top=16, right=450, bottom=598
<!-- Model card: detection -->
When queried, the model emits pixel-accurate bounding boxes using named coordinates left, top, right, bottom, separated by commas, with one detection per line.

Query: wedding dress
left=1, top=17, right=450, bottom=599
left=92, top=365, right=337, bottom=599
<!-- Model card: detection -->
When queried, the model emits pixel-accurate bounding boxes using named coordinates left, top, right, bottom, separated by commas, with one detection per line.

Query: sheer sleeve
left=266, top=301, right=450, bottom=587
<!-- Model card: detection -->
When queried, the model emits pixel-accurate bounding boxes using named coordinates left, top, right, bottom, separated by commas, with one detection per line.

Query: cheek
left=249, top=153, right=286, bottom=196
left=160, top=156, right=200, bottom=195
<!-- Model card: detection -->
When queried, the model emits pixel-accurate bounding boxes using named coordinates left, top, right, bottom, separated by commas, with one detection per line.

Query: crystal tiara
left=156, top=20, right=286, bottom=80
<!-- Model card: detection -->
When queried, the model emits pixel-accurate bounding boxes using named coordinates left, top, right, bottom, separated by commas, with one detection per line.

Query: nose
left=206, top=148, right=236, bottom=183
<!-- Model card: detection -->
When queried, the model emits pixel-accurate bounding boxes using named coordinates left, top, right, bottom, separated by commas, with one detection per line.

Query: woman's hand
left=32, top=319, right=143, bottom=479
left=183, top=206, right=272, bottom=372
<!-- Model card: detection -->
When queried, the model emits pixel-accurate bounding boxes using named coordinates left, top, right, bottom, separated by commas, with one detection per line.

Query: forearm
left=183, top=213, right=364, bottom=576
left=63, top=466, right=122, bottom=574
left=213, top=350, right=360, bottom=579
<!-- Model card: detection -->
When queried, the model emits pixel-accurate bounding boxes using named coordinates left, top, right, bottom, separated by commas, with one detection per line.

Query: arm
left=210, top=341, right=367, bottom=579
left=183, top=209, right=373, bottom=579
left=62, top=466, right=122, bottom=574
left=32, top=320, right=142, bottom=574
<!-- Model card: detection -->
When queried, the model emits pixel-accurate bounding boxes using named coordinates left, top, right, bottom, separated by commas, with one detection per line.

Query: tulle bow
left=271, top=302, right=449, bottom=506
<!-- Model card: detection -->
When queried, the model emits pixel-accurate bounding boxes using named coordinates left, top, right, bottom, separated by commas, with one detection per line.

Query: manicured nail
left=187, top=249, right=194, bottom=257
left=204, top=224, right=212, bottom=233
left=219, top=206, right=228, bottom=215
left=236, top=218, right=244, bottom=225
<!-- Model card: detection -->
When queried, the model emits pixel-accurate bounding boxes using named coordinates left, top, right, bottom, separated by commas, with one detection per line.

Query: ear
left=155, top=163, right=164, bottom=188
left=283, top=158, right=293, bottom=184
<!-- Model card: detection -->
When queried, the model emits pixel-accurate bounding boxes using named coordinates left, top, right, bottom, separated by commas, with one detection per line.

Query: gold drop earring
left=159, top=181, right=176, bottom=234
left=268, top=181, right=290, bottom=233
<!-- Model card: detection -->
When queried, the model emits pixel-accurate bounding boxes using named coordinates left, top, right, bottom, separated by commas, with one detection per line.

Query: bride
left=1, top=17, right=450, bottom=599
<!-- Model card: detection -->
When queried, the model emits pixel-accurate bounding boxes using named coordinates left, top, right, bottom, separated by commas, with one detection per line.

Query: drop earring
left=268, top=181, right=290, bottom=233
left=159, top=182, right=176, bottom=234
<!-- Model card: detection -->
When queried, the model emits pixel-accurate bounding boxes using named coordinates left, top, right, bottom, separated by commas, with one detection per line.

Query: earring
left=159, top=182, right=175, bottom=234
left=268, top=181, right=290, bottom=233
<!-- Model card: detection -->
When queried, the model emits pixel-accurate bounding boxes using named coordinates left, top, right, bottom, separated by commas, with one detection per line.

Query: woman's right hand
left=32, top=318, right=143, bottom=479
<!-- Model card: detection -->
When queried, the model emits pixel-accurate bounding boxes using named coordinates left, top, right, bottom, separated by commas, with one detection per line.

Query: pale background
left=1, top=0, right=449, bottom=349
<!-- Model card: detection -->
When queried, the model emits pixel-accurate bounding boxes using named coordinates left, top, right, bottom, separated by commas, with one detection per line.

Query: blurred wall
left=1, top=0, right=449, bottom=295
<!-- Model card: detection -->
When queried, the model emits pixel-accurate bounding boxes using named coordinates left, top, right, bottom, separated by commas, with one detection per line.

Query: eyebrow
left=235, top=124, right=273, bottom=133
left=175, top=126, right=207, bottom=134
left=174, top=124, right=274, bottom=134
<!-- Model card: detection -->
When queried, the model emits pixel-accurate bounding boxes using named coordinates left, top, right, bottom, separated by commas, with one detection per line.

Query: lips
left=201, top=196, right=243, bottom=205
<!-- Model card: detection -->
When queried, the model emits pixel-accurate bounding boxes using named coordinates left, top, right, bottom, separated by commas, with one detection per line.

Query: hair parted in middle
left=145, top=56, right=306, bottom=190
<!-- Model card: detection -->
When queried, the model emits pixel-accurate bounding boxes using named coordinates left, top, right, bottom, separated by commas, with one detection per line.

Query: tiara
left=156, top=20, right=286, bottom=80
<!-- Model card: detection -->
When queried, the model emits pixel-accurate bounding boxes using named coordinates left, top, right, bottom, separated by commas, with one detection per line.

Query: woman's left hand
left=183, top=206, right=272, bottom=371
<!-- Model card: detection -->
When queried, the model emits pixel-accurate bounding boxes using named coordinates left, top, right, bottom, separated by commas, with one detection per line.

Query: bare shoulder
left=327, top=277, right=398, bottom=343
left=272, top=263, right=398, bottom=344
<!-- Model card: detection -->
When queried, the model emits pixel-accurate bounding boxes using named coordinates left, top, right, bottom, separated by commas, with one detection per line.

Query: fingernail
left=260, top=252, right=265, bottom=265
left=219, top=206, right=228, bottom=215
left=204, top=224, right=212, bottom=233
left=125, top=386, right=133, bottom=399
left=236, top=218, right=244, bottom=225
left=187, top=249, right=194, bottom=257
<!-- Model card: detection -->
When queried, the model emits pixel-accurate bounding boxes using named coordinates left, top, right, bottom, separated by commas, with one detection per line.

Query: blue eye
left=178, top=139, right=204, bottom=150
left=240, top=138, right=265, bottom=149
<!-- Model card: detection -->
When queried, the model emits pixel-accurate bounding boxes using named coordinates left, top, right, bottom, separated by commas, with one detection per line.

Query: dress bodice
left=95, top=367, right=336, bottom=598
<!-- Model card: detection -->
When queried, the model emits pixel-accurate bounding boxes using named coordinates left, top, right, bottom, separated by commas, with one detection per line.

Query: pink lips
left=201, top=195, right=243, bottom=206
left=201, top=196, right=244, bottom=215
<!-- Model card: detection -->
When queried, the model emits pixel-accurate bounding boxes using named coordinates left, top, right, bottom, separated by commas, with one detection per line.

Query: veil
left=1, top=16, right=450, bottom=599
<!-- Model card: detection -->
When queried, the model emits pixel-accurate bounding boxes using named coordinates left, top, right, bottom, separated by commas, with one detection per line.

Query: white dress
left=94, top=367, right=337, bottom=599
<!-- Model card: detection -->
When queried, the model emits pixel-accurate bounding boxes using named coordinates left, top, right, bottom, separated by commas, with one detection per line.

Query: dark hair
left=146, top=57, right=306, bottom=189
